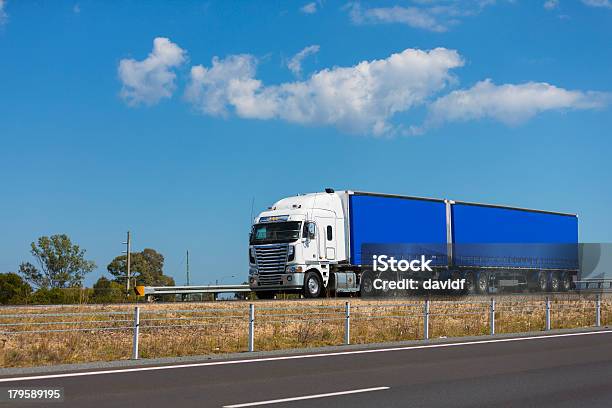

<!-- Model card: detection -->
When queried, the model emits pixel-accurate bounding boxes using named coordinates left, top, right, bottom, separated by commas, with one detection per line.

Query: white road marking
left=1, top=329, right=610, bottom=383
left=222, top=386, right=390, bottom=407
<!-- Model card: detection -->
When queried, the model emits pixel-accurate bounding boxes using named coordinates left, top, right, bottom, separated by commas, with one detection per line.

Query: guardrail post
left=545, top=297, right=551, bottom=331
left=424, top=299, right=430, bottom=340
left=248, top=303, right=255, bottom=352
left=345, top=301, right=351, bottom=345
left=132, top=306, right=140, bottom=360
left=596, top=294, right=601, bottom=327
left=490, top=298, right=495, bottom=335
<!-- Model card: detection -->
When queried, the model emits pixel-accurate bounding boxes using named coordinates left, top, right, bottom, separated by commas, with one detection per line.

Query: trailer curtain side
left=348, top=194, right=447, bottom=266
left=348, top=192, right=578, bottom=271
left=451, top=203, right=579, bottom=270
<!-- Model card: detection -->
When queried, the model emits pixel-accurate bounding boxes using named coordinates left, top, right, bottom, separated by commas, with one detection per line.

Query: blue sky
left=1, top=0, right=611, bottom=286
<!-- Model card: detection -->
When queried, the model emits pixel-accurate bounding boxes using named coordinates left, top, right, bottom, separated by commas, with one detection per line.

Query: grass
left=1, top=294, right=610, bottom=368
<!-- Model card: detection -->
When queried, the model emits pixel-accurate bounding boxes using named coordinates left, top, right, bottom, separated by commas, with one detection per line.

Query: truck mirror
left=308, top=223, right=316, bottom=240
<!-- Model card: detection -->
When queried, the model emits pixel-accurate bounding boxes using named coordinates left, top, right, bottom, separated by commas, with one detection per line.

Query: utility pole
left=186, top=250, right=190, bottom=286
left=123, top=231, right=131, bottom=294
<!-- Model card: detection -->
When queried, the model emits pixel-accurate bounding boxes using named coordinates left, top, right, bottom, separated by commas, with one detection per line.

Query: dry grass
left=1, top=294, right=610, bottom=368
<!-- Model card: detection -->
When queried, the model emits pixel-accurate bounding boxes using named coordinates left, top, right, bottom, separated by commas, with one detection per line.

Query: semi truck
left=248, top=189, right=579, bottom=298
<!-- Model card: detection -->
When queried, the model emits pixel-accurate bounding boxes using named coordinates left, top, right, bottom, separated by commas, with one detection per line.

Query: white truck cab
left=248, top=189, right=348, bottom=298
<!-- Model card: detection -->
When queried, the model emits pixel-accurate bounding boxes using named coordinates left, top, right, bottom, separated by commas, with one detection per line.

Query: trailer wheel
left=550, top=272, right=561, bottom=293
left=304, top=271, right=323, bottom=298
left=560, top=273, right=572, bottom=292
left=537, top=271, right=548, bottom=292
left=476, top=272, right=489, bottom=294
left=380, top=271, right=396, bottom=297
left=465, top=272, right=477, bottom=294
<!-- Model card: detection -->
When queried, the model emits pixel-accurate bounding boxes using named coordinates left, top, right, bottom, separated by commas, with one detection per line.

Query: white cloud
left=300, top=2, right=318, bottom=14
left=582, top=0, right=612, bottom=8
left=0, top=0, right=8, bottom=26
left=124, top=37, right=609, bottom=136
left=544, top=0, right=559, bottom=10
left=185, top=48, right=464, bottom=135
left=185, top=54, right=258, bottom=117
left=425, top=79, right=609, bottom=127
left=118, top=37, right=187, bottom=106
left=348, top=3, right=447, bottom=32
left=346, top=1, right=499, bottom=32
left=287, top=45, right=320, bottom=77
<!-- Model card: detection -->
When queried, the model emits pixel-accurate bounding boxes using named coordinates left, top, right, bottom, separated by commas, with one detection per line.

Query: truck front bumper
left=249, top=272, right=305, bottom=291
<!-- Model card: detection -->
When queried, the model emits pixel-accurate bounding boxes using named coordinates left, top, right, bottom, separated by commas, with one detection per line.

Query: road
left=1, top=330, right=612, bottom=407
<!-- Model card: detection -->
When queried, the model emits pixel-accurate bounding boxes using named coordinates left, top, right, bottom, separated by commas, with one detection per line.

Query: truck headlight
left=249, top=247, right=256, bottom=264
left=287, top=245, right=295, bottom=262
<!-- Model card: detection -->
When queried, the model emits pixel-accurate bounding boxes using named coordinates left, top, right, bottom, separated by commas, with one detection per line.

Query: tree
left=30, top=287, right=69, bottom=305
left=91, top=277, right=125, bottom=303
left=107, top=248, right=175, bottom=286
left=19, top=234, right=96, bottom=289
left=0, top=272, right=32, bottom=304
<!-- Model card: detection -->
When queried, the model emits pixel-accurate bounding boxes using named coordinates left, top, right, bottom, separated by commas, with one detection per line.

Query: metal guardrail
left=136, top=284, right=251, bottom=297
left=574, top=279, right=612, bottom=291
left=133, top=281, right=612, bottom=299
left=0, top=295, right=607, bottom=360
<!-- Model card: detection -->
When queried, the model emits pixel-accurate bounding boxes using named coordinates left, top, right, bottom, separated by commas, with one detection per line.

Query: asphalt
left=2, top=329, right=612, bottom=408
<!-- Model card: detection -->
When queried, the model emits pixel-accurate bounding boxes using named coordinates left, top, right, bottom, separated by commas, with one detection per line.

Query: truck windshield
left=250, top=221, right=302, bottom=244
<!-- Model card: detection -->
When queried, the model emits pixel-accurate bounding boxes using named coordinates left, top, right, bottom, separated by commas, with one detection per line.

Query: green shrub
left=0, top=272, right=32, bottom=304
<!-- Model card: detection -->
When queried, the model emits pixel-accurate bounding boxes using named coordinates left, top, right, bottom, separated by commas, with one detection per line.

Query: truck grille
left=255, top=244, right=288, bottom=286
left=258, top=274, right=283, bottom=286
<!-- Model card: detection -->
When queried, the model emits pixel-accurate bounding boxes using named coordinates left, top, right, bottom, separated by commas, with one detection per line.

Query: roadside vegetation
left=1, top=294, right=609, bottom=368
left=1, top=234, right=175, bottom=306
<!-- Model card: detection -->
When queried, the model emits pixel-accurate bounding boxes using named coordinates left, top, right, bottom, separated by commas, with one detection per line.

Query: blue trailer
left=348, top=192, right=579, bottom=294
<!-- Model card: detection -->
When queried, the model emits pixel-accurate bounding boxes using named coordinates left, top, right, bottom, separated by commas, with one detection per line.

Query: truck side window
left=326, top=225, right=333, bottom=241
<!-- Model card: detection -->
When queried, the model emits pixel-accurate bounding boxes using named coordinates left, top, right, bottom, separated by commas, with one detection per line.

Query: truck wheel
left=359, top=271, right=378, bottom=298
left=560, top=273, right=572, bottom=292
left=550, top=272, right=561, bottom=292
left=537, top=271, right=548, bottom=292
left=476, top=272, right=489, bottom=294
left=304, top=271, right=323, bottom=298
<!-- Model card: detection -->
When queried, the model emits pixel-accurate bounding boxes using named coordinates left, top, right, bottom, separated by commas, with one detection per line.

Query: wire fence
left=0, top=294, right=609, bottom=367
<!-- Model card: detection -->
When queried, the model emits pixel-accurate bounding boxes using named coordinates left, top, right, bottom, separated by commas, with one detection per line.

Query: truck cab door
left=316, top=216, right=337, bottom=261
left=302, top=221, right=319, bottom=262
